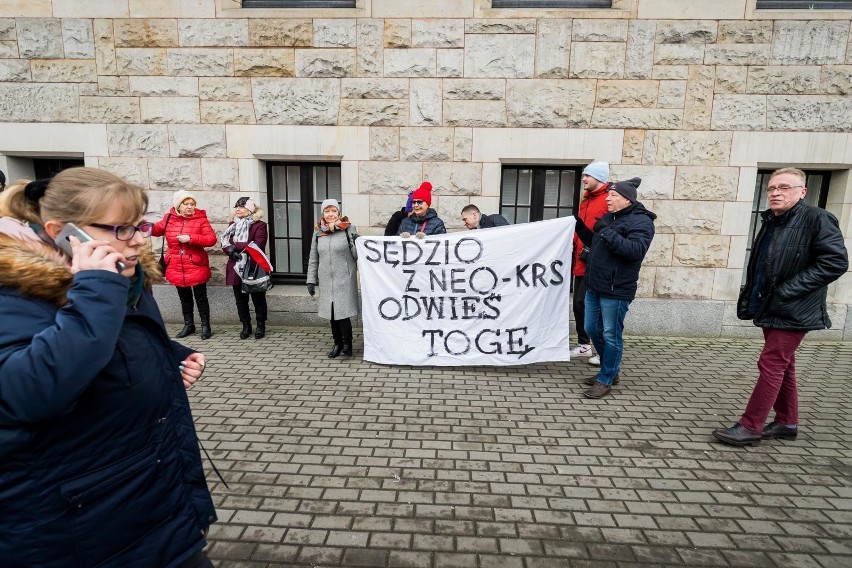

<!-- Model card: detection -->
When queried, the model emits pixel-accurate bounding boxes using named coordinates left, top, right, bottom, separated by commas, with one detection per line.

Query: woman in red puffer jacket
left=152, top=190, right=217, bottom=340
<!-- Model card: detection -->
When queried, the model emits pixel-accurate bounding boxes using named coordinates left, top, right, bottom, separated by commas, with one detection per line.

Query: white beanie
left=173, top=189, right=198, bottom=211
left=321, top=198, right=340, bottom=214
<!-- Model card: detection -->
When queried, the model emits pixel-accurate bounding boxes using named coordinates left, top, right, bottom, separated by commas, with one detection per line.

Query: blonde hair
left=770, top=167, right=806, bottom=186
left=0, top=167, right=148, bottom=227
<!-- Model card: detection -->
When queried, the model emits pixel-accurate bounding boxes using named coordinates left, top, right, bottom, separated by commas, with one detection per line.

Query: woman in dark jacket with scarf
left=152, top=190, right=218, bottom=340
left=398, top=181, right=446, bottom=237
left=221, top=196, right=269, bottom=340
left=0, top=168, right=216, bottom=568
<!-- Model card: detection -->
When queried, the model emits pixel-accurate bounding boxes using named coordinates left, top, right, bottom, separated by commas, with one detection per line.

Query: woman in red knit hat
left=397, top=181, right=446, bottom=237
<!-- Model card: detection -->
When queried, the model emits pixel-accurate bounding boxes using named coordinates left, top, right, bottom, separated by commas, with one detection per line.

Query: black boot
left=196, top=286, right=212, bottom=340
left=175, top=318, right=196, bottom=338
left=255, top=321, right=265, bottom=339
left=239, top=321, right=252, bottom=340
left=328, top=319, right=343, bottom=357
left=340, top=318, right=353, bottom=357
left=200, top=316, right=212, bottom=340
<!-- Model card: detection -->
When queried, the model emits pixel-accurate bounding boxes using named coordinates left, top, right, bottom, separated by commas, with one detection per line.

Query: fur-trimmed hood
left=0, top=233, right=162, bottom=306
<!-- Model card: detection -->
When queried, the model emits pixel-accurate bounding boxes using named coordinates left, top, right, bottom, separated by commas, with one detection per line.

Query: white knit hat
left=321, top=198, right=340, bottom=214
left=172, top=189, right=198, bottom=211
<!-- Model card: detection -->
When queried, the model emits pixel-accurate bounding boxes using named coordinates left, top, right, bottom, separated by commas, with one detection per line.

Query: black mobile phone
left=56, top=222, right=127, bottom=272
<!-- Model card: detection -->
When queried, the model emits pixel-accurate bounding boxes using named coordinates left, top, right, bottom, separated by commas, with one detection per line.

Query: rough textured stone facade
left=0, top=0, right=850, bottom=337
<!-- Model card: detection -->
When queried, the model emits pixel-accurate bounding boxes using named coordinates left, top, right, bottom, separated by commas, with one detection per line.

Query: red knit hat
left=411, top=181, right=433, bottom=206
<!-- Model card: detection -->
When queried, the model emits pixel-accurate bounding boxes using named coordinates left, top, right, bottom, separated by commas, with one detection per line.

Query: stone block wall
left=0, top=0, right=850, bottom=337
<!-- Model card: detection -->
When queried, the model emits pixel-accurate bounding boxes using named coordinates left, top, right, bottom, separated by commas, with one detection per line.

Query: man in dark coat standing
left=713, top=167, right=848, bottom=446
left=575, top=177, right=656, bottom=399
left=461, top=204, right=510, bottom=229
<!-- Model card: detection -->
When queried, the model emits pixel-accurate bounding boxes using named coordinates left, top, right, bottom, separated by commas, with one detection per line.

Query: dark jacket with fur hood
left=0, top=232, right=216, bottom=567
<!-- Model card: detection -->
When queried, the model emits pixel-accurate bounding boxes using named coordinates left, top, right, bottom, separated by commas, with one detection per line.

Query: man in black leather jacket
left=713, top=167, right=848, bottom=446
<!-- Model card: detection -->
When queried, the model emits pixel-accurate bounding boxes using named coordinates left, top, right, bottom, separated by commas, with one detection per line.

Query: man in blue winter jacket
left=574, top=177, right=656, bottom=399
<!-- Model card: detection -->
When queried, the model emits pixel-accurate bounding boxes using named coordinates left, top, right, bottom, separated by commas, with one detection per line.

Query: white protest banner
left=356, top=216, right=575, bottom=366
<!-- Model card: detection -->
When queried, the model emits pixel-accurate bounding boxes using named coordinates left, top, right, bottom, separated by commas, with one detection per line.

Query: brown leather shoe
left=583, top=373, right=620, bottom=386
left=583, top=382, right=611, bottom=399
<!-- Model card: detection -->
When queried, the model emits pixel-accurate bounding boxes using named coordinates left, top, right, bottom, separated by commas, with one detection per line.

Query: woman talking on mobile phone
left=0, top=168, right=216, bottom=568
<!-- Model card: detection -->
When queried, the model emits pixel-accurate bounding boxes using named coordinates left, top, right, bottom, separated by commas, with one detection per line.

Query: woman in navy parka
left=0, top=168, right=216, bottom=567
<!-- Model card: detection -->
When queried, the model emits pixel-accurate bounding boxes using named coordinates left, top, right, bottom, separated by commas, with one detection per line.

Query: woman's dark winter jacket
left=0, top=235, right=216, bottom=567
left=152, top=208, right=217, bottom=288
left=576, top=202, right=656, bottom=301
left=737, top=200, right=848, bottom=330
left=222, top=220, right=268, bottom=287
left=398, top=208, right=446, bottom=236
left=385, top=208, right=410, bottom=236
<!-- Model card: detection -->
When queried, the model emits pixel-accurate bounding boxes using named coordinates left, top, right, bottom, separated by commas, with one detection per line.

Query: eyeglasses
left=765, top=185, right=804, bottom=193
left=89, top=221, right=154, bottom=241
left=412, top=200, right=426, bottom=205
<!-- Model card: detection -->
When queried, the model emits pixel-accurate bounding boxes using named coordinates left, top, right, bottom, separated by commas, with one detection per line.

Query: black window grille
left=242, top=0, right=356, bottom=8
left=266, top=161, right=342, bottom=283
left=491, top=0, right=611, bottom=7
left=745, top=169, right=831, bottom=270
left=500, top=166, right=582, bottom=224
left=33, top=158, right=84, bottom=180
left=757, top=1, right=852, bottom=8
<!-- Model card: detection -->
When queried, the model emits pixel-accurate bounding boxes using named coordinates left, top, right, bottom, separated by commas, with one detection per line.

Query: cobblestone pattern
left=177, top=326, right=852, bottom=568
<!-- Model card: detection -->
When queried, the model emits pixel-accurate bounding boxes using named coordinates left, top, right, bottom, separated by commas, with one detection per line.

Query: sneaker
left=570, top=344, right=594, bottom=358
left=588, top=355, right=600, bottom=366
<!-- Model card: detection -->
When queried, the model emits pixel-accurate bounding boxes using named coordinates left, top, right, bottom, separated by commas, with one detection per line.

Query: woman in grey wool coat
left=306, top=199, right=359, bottom=358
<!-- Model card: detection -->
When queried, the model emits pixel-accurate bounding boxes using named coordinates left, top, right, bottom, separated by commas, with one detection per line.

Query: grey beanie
left=613, top=177, right=641, bottom=204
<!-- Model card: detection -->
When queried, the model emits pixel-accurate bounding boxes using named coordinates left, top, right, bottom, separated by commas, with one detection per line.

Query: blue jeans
left=584, top=290, right=631, bottom=386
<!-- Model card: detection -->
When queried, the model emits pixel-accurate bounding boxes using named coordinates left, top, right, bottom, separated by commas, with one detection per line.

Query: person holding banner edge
left=385, top=190, right=414, bottom=236
left=398, top=181, right=446, bottom=237
left=574, top=177, right=656, bottom=399
left=307, top=199, right=360, bottom=358
left=572, top=161, right=612, bottom=363
left=221, top=196, right=269, bottom=340
left=460, top=204, right=510, bottom=229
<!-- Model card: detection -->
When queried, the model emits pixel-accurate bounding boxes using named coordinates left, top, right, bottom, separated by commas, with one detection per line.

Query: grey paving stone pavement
left=175, top=325, right=852, bottom=568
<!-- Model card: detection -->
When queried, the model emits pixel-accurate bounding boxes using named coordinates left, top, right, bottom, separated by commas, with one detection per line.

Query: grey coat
left=307, top=227, right=360, bottom=320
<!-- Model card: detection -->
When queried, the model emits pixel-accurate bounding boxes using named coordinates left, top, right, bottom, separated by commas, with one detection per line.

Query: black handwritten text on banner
left=355, top=216, right=576, bottom=366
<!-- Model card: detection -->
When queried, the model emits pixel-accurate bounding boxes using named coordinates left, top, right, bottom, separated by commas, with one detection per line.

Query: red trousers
left=740, top=328, right=807, bottom=432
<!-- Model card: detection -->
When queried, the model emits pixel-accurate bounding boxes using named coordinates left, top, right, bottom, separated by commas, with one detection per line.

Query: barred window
left=491, top=1, right=612, bottom=7
left=500, top=166, right=581, bottom=224
left=756, top=1, right=852, bottom=8
left=242, top=0, right=356, bottom=8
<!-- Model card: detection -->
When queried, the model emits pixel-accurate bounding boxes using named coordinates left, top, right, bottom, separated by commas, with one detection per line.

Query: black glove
left=593, top=216, right=612, bottom=232
left=229, top=250, right=241, bottom=261
left=307, top=284, right=316, bottom=297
